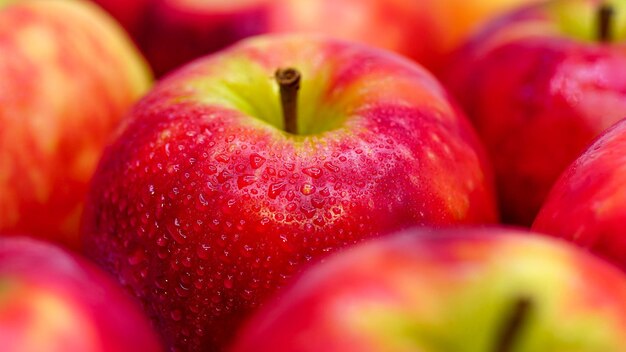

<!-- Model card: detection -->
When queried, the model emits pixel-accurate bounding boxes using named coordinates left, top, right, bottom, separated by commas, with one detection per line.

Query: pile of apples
left=3, top=0, right=626, bottom=351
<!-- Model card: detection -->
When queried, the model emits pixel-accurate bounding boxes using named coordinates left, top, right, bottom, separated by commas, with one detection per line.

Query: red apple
left=443, top=0, right=626, bottom=225
left=0, top=0, right=152, bottom=249
left=533, top=118, right=626, bottom=272
left=93, top=0, right=273, bottom=76
left=232, top=227, right=626, bottom=352
left=0, top=236, right=163, bottom=352
left=81, top=34, right=498, bottom=351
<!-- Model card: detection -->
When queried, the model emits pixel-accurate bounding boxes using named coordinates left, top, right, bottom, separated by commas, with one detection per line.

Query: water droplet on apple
left=311, top=198, right=326, bottom=208
left=215, top=154, right=230, bottom=163
left=194, top=278, right=205, bottom=290
left=249, top=153, right=266, bottom=169
left=302, top=167, right=323, bottom=179
left=300, top=205, right=316, bottom=218
left=197, top=243, right=211, bottom=260
left=198, top=193, right=209, bottom=206
left=167, top=219, right=188, bottom=244
left=268, top=182, right=286, bottom=199
left=237, top=175, right=257, bottom=189
left=217, top=170, right=232, bottom=183
left=128, top=248, right=145, bottom=265
left=323, top=162, right=339, bottom=172
left=156, top=235, right=168, bottom=247
left=171, top=309, right=182, bottom=321
left=176, top=282, right=191, bottom=298
left=313, top=217, right=326, bottom=226
left=157, top=247, right=170, bottom=259
left=300, top=183, right=316, bottom=196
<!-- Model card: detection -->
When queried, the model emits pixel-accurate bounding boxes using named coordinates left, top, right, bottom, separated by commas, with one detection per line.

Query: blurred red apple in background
left=0, top=0, right=152, bottom=249
left=0, top=236, right=163, bottom=352
left=93, top=0, right=272, bottom=76
left=444, top=0, right=626, bottom=225
left=533, top=118, right=626, bottom=272
left=232, top=228, right=626, bottom=352
left=92, top=0, right=537, bottom=77
left=81, top=34, right=497, bottom=351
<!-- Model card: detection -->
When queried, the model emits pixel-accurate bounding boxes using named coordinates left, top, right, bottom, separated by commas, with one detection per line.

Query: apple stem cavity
left=598, top=3, right=615, bottom=43
left=494, top=296, right=533, bottom=352
left=275, top=67, right=301, bottom=135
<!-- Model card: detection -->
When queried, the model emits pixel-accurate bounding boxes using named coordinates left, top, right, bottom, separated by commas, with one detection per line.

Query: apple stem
left=494, top=297, right=533, bottom=352
left=275, top=67, right=301, bottom=135
left=598, top=3, right=614, bottom=43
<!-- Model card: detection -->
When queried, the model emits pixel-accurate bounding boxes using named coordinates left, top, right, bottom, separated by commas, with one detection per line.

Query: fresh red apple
left=533, top=118, right=626, bottom=272
left=0, top=236, right=163, bottom=352
left=92, top=0, right=273, bottom=76
left=0, top=0, right=152, bottom=249
left=81, top=34, right=498, bottom=351
left=443, top=0, right=626, bottom=225
left=92, top=0, right=537, bottom=77
left=232, top=227, right=626, bottom=352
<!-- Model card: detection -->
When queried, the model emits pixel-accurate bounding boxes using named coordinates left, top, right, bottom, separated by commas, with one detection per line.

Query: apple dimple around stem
left=599, top=3, right=614, bottom=42
left=494, top=296, right=533, bottom=352
left=275, top=67, right=301, bottom=135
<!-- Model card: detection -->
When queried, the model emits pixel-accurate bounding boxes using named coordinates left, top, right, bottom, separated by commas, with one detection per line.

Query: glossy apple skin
left=81, top=35, right=497, bottom=351
left=232, top=228, right=626, bottom=352
left=533, top=118, right=626, bottom=272
left=0, top=0, right=151, bottom=249
left=93, top=0, right=272, bottom=76
left=0, top=236, right=163, bottom=352
left=443, top=0, right=626, bottom=226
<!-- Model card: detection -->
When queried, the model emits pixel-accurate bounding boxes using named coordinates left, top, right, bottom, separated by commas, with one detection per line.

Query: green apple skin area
left=232, top=229, right=626, bottom=352
left=443, top=0, right=626, bottom=226
left=81, top=34, right=498, bottom=351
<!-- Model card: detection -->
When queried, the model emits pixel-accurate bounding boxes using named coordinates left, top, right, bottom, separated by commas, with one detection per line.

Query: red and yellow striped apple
left=81, top=34, right=497, bottom=351
left=233, top=228, right=626, bottom=352
left=444, top=0, right=626, bottom=225
left=0, top=0, right=151, bottom=248
left=533, top=118, right=626, bottom=272
left=0, top=236, right=163, bottom=352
